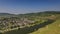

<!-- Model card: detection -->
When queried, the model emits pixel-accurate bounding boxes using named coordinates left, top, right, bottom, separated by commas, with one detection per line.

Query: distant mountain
left=0, top=11, right=60, bottom=17
left=18, top=11, right=60, bottom=17
left=0, top=13, right=16, bottom=17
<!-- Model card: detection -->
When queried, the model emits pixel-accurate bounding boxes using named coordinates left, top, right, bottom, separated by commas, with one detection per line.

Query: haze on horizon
left=0, top=0, right=60, bottom=14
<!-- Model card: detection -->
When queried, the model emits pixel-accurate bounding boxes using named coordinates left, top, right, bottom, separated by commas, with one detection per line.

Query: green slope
left=30, top=19, right=60, bottom=34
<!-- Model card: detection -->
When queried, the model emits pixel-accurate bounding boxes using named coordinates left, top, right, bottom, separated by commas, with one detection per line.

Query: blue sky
left=0, top=0, right=60, bottom=14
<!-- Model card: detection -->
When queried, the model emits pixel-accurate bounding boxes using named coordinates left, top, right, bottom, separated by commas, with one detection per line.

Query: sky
left=0, top=0, right=60, bottom=14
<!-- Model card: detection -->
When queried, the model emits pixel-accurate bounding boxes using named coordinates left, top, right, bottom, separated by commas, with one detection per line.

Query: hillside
left=0, top=11, right=60, bottom=34
left=0, top=13, right=16, bottom=17
left=30, top=19, right=60, bottom=34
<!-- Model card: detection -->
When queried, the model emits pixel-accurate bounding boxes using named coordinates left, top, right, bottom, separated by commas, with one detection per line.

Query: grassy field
left=30, top=19, right=60, bottom=34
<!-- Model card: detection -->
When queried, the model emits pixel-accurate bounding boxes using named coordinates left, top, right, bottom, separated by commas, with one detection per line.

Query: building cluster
left=0, top=17, right=35, bottom=29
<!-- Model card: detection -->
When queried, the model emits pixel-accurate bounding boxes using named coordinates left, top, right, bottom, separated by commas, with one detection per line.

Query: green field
left=30, top=19, right=60, bottom=34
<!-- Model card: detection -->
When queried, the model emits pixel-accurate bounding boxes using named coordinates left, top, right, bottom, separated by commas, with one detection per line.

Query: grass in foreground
left=30, top=19, right=60, bottom=34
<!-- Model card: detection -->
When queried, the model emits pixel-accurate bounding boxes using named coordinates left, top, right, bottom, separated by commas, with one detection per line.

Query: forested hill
left=0, top=13, right=16, bottom=17
left=0, top=11, right=60, bottom=18
left=18, top=11, right=60, bottom=17
left=0, top=11, right=60, bottom=16
left=18, top=11, right=60, bottom=15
